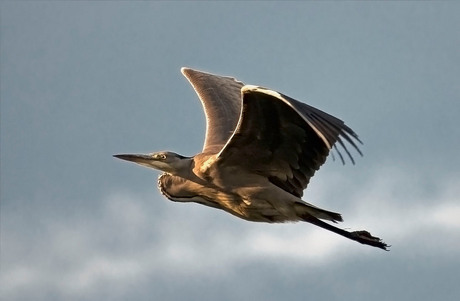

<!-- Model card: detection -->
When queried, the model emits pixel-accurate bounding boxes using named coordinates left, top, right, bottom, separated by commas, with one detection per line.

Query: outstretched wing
left=181, top=68, right=244, bottom=154
left=217, top=85, right=362, bottom=197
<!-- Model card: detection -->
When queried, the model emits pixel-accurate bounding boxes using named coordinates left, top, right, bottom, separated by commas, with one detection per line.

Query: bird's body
left=157, top=158, right=341, bottom=224
left=115, top=68, right=388, bottom=250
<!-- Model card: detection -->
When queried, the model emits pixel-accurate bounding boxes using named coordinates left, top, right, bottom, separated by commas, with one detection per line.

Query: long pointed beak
left=113, top=153, right=153, bottom=164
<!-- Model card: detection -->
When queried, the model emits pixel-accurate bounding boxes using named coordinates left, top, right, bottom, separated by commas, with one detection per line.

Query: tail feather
left=295, top=202, right=343, bottom=223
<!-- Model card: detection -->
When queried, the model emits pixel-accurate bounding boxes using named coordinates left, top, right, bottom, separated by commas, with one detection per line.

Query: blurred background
left=1, top=2, right=459, bottom=300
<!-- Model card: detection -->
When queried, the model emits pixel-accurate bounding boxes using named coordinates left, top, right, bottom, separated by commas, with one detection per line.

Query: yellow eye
left=153, top=153, right=166, bottom=160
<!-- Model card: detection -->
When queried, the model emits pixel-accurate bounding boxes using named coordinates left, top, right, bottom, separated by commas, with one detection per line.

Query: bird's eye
left=153, top=153, right=167, bottom=160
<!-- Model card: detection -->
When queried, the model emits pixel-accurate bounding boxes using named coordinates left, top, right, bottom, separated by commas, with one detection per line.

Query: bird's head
left=113, top=151, right=191, bottom=174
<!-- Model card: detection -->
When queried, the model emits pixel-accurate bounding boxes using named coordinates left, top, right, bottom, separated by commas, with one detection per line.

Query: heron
left=114, top=67, right=388, bottom=250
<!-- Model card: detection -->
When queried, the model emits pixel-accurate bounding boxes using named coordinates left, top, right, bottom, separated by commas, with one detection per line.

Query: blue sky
left=1, top=2, right=459, bottom=301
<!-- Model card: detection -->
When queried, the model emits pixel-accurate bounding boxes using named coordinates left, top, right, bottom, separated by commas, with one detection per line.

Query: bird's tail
left=295, top=201, right=343, bottom=223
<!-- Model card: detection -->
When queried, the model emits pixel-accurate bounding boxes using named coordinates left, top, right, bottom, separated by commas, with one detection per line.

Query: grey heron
left=114, top=67, right=388, bottom=250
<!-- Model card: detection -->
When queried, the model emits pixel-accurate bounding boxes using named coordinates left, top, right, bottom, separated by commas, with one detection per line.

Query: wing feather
left=217, top=85, right=362, bottom=197
left=181, top=68, right=244, bottom=154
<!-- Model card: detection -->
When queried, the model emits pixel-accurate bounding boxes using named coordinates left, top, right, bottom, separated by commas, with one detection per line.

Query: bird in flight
left=114, top=67, right=388, bottom=250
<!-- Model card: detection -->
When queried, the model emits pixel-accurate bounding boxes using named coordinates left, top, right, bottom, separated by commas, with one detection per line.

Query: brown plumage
left=114, top=67, right=388, bottom=250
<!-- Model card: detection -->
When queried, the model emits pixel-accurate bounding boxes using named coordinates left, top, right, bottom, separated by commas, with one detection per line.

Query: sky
left=1, top=2, right=459, bottom=300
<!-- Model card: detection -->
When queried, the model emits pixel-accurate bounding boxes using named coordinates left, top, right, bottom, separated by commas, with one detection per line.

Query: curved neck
left=174, top=157, right=213, bottom=186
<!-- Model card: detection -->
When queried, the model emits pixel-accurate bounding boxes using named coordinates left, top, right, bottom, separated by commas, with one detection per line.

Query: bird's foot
left=350, top=230, right=390, bottom=251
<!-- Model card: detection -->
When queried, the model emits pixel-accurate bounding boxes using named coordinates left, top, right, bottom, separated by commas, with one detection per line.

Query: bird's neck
left=170, top=157, right=208, bottom=185
left=169, top=157, right=194, bottom=177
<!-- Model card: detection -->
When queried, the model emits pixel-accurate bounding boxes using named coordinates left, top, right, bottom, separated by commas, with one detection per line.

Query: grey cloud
left=2, top=2, right=459, bottom=301
left=2, top=169, right=459, bottom=300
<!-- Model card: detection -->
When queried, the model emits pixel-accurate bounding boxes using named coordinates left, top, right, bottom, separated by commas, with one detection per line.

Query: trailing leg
left=301, top=213, right=389, bottom=250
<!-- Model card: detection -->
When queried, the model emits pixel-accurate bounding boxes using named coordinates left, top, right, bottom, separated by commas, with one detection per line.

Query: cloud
left=347, top=167, right=460, bottom=247
left=2, top=168, right=459, bottom=300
